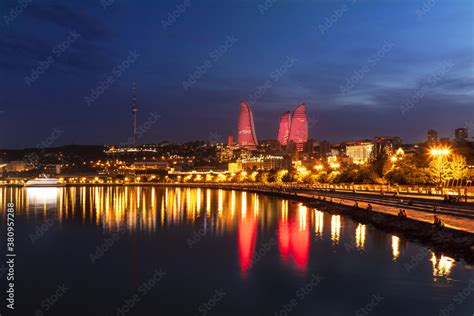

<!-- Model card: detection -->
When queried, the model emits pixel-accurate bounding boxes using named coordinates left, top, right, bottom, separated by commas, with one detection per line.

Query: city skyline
left=0, top=94, right=471, bottom=149
left=0, top=0, right=472, bottom=148
left=2, top=2, right=474, bottom=316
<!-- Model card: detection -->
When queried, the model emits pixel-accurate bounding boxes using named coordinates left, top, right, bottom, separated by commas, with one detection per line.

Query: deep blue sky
left=0, top=0, right=473, bottom=148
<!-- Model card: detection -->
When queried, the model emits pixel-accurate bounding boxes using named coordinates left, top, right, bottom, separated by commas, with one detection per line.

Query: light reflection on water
left=356, top=224, right=366, bottom=250
left=392, top=235, right=401, bottom=261
left=0, top=186, right=466, bottom=281
left=330, top=214, right=341, bottom=245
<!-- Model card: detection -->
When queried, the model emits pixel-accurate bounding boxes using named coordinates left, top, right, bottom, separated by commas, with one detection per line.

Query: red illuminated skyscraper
left=288, top=104, right=308, bottom=151
left=277, top=111, right=291, bottom=145
left=237, top=101, right=258, bottom=150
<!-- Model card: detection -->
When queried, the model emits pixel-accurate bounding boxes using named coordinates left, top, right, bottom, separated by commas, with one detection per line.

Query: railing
left=310, top=183, right=473, bottom=197
left=164, top=182, right=473, bottom=198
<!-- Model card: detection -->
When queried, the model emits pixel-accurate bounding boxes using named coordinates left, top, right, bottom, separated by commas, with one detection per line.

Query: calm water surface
left=0, top=186, right=473, bottom=316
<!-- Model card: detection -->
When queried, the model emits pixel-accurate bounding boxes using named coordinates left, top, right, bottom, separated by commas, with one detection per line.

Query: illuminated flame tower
left=288, top=104, right=308, bottom=151
left=237, top=101, right=258, bottom=150
left=131, top=83, right=138, bottom=145
left=277, top=111, right=291, bottom=145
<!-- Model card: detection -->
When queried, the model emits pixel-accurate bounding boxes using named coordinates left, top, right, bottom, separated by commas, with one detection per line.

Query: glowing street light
left=429, top=147, right=451, bottom=187
left=297, top=167, right=307, bottom=173
left=430, top=148, right=451, bottom=157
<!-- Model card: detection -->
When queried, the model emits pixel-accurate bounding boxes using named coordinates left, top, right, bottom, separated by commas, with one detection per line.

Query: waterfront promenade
left=159, top=183, right=474, bottom=234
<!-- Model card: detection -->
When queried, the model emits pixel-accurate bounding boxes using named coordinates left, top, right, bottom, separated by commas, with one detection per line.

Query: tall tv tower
left=131, top=83, right=138, bottom=145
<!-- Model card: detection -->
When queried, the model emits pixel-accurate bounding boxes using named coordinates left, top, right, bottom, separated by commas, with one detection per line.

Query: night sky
left=1, top=0, right=473, bottom=148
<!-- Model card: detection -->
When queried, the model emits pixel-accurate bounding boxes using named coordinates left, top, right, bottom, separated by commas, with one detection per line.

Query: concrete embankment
left=173, top=183, right=474, bottom=264
left=305, top=198, right=474, bottom=264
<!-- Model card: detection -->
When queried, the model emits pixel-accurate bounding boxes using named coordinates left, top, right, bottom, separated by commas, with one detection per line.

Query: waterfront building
left=331, top=148, right=340, bottom=156
left=303, top=139, right=317, bottom=155
left=259, top=139, right=281, bottom=151
left=231, top=155, right=290, bottom=171
left=318, top=140, right=331, bottom=157
left=455, top=128, right=468, bottom=145
left=373, top=136, right=403, bottom=148
left=3, top=161, right=34, bottom=172
left=346, top=142, right=374, bottom=164
left=427, top=130, right=438, bottom=144
left=130, top=161, right=169, bottom=171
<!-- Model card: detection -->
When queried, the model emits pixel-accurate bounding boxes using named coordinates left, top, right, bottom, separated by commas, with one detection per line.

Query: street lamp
left=430, top=148, right=451, bottom=157
left=314, top=165, right=324, bottom=171
left=429, top=147, right=451, bottom=187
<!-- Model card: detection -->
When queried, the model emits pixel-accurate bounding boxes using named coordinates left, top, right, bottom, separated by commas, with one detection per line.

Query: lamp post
left=430, top=147, right=451, bottom=188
